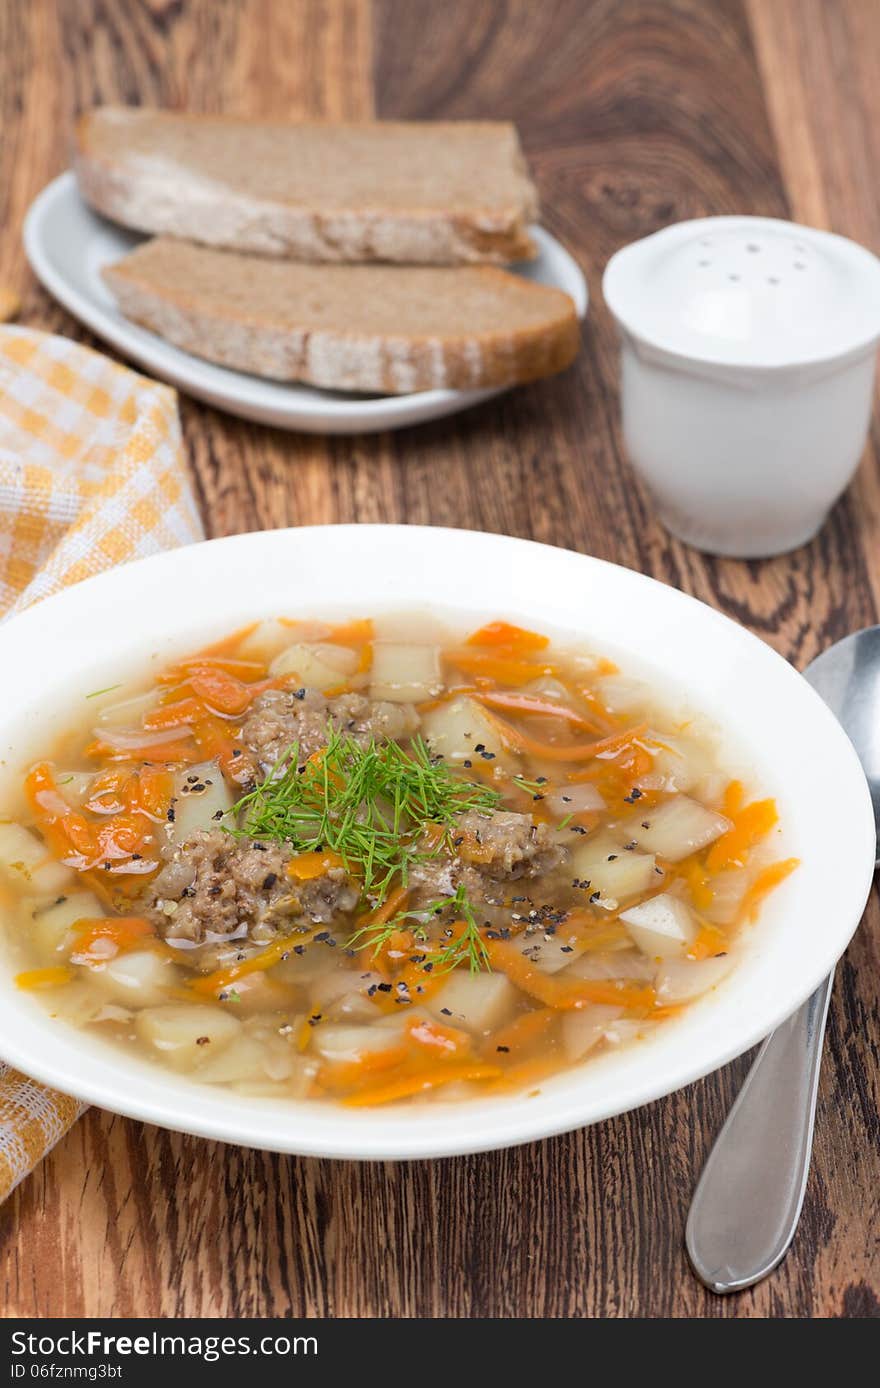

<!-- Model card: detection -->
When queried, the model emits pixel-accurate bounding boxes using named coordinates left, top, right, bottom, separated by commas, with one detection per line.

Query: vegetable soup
left=1, top=614, right=796, bottom=1106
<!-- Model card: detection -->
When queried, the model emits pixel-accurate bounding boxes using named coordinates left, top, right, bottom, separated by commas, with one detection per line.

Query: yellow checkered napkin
left=0, top=325, right=204, bottom=1200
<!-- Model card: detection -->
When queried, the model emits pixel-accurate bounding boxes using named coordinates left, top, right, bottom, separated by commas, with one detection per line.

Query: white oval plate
left=23, top=172, right=588, bottom=434
left=0, top=526, right=873, bottom=1160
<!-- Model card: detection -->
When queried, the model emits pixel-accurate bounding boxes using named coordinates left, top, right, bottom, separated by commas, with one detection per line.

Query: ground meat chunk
left=145, top=828, right=359, bottom=946
left=455, top=810, right=566, bottom=880
left=240, top=688, right=420, bottom=776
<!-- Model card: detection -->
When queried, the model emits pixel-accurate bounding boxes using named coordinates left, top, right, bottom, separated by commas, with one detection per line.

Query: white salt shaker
left=602, top=216, right=880, bottom=557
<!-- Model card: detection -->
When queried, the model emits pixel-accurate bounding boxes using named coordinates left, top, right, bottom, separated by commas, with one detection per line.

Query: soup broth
left=2, top=614, right=796, bottom=1106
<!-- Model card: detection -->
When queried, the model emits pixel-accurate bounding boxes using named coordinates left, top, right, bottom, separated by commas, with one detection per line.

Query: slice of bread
left=76, top=108, right=539, bottom=265
left=102, top=237, right=579, bottom=395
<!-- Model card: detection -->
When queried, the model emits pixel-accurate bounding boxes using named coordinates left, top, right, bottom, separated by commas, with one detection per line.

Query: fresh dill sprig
left=348, top=881, right=491, bottom=974
left=229, top=726, right=500, bottom=905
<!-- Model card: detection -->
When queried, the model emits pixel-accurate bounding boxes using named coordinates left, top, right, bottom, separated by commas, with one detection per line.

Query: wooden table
left=1, top=0, right=878, bottom=1320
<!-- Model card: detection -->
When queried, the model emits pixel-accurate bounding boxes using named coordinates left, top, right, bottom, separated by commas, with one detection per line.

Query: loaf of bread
left=102, top=237, right=579, bottom=394
left=76, top=108, right=539, bottom=265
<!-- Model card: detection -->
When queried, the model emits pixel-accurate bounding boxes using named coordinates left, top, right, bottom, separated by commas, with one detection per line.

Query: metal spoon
left=686, top=626, right=880, bottom=1294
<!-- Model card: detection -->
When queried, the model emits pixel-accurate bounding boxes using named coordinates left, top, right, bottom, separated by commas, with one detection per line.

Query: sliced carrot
left=484, top=709, right=650, bottom=765
left=25, top=762, right=96, bottom=866
left=406, top=1016, right=470, bottom=1057
left=325, top=618, right=374, bottom=673
left=287, top=850, right=346, bottom=881
left=684, top=859, right=714, bottom=912
left=191, top=715, right=250, bottom=784
left=72, top=915, right=155, bottom=957
left=465, top=621, right=549, bottom=652
left=187, top=667, right=256, bottom=716
left=688, top=922, right=729, bottom=961
left=143, top=697, right=202, bottom=731
left=484, top=936, right=656, bottom=1011
left=721, top=780, right=746, bottom=817
left=706, top=797, right=779, bottom=872
left=741, top=857, right=800, bottom=921
left=16, top=966, right=72, bottom=990
left=352, top=883, right=409, bottom=933
left=189, top=928, right=318, bottom=997
left=443, top=650, right=557, bottom=686
left=486, top=1006, right=557, bottom=1056
left=342, top=1062, right=502, bottom=1106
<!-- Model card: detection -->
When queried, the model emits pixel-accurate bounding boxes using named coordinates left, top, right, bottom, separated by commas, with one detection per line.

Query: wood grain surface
left=1, top=0, right=879, bottom=1320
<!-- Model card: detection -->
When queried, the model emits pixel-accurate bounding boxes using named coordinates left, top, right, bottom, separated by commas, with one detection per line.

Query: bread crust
left=75, top=109, right=539, bottom=266
left=102, top=241, right=580, bottom=395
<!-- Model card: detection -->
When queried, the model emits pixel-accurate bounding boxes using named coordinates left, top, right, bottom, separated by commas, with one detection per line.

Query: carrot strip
left=16, top=966, right=72, bottom=990
left=688, top=922, right=729, bottom=961
left=342, top=1063, right=502, bottom=1107
left=188, top=667, right=256, bottom=716
left=71, top=915, right=155, bottom=957
left=189, top=928, right=318, bottom=997
left=287, top=850, right=346, bottom=881
left=486, top=1006, right=557, bottom=1056
left=484, top=936, right=656, bottom=1011
left=444, top=650, right=557, bottom=686
left=143, top=698, right=202, bottom=731
left=474, top=690, right=598, bottom=729
left=483, top=708, right=649, bottom=765
left=741, top=858, right=800, bottom=921
left=706, top=797, right=779, bottom=872
left=465, top=621, right=549, bottom=652
left=353, top=883, right=409, bottom=932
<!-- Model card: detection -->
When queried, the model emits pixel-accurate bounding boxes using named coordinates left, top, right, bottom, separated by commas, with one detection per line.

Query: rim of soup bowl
left=0, top=525, right=873, bottom=1160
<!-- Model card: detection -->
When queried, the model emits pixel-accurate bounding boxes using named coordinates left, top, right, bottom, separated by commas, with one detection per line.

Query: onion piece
left=370, top=642, right=443, bottom=703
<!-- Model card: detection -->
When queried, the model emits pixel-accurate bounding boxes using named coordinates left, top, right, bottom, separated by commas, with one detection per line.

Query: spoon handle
left=685, top=972, right=833, bottom=1294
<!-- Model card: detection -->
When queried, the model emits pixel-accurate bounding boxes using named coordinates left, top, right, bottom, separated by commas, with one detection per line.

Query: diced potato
left=604, top=1017, right=652, bottom=1046
left=95, top=689, right=160, bottom=728
left=27, top=889, right=104, bottom=963
left=169, top=761, right=234, bottom=844
left=631, top=796, right=730, bottom=862
left=564, top=948, right=656, bottom=983
left=569, top=835, right=658, bottom=909
left=46, top=982, right=109, bottom=1027
left=0, top=822, right=73, bottom=896
left=271, top=938, right=345, bottom=985
left=637, top=732, right=717, bottom=795
left=655, top=955, right=734, bottom=1004
left=372, top=610, right=453, bottom=645
left=269, top=641, right=358, bottom=687
left=702, top=868, right=750, bottom=925
left=313, top=1022, right=408, bottom=1065
left=196, top=1033, right=269, bottom=1083
left=235, top=618, right=298, bottom=662
left=421, top=697, right=511, bottom=767
left=91, top=949, right=179, bottom=1008
left=523, top=926, right=593, bottom=975
left=232, top=1056, right=319, bottom=1099
left=426, top=970, right=517, bottom=1033
left=543, top=782, right=605, bottom=819
left=135, top=1003, right=241, bottom=1071
left=369, top=642, right=442, bottom=703
left=562, top=1003, right=624, bottom=1062
left=620, top=892, right=697, bottom=958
